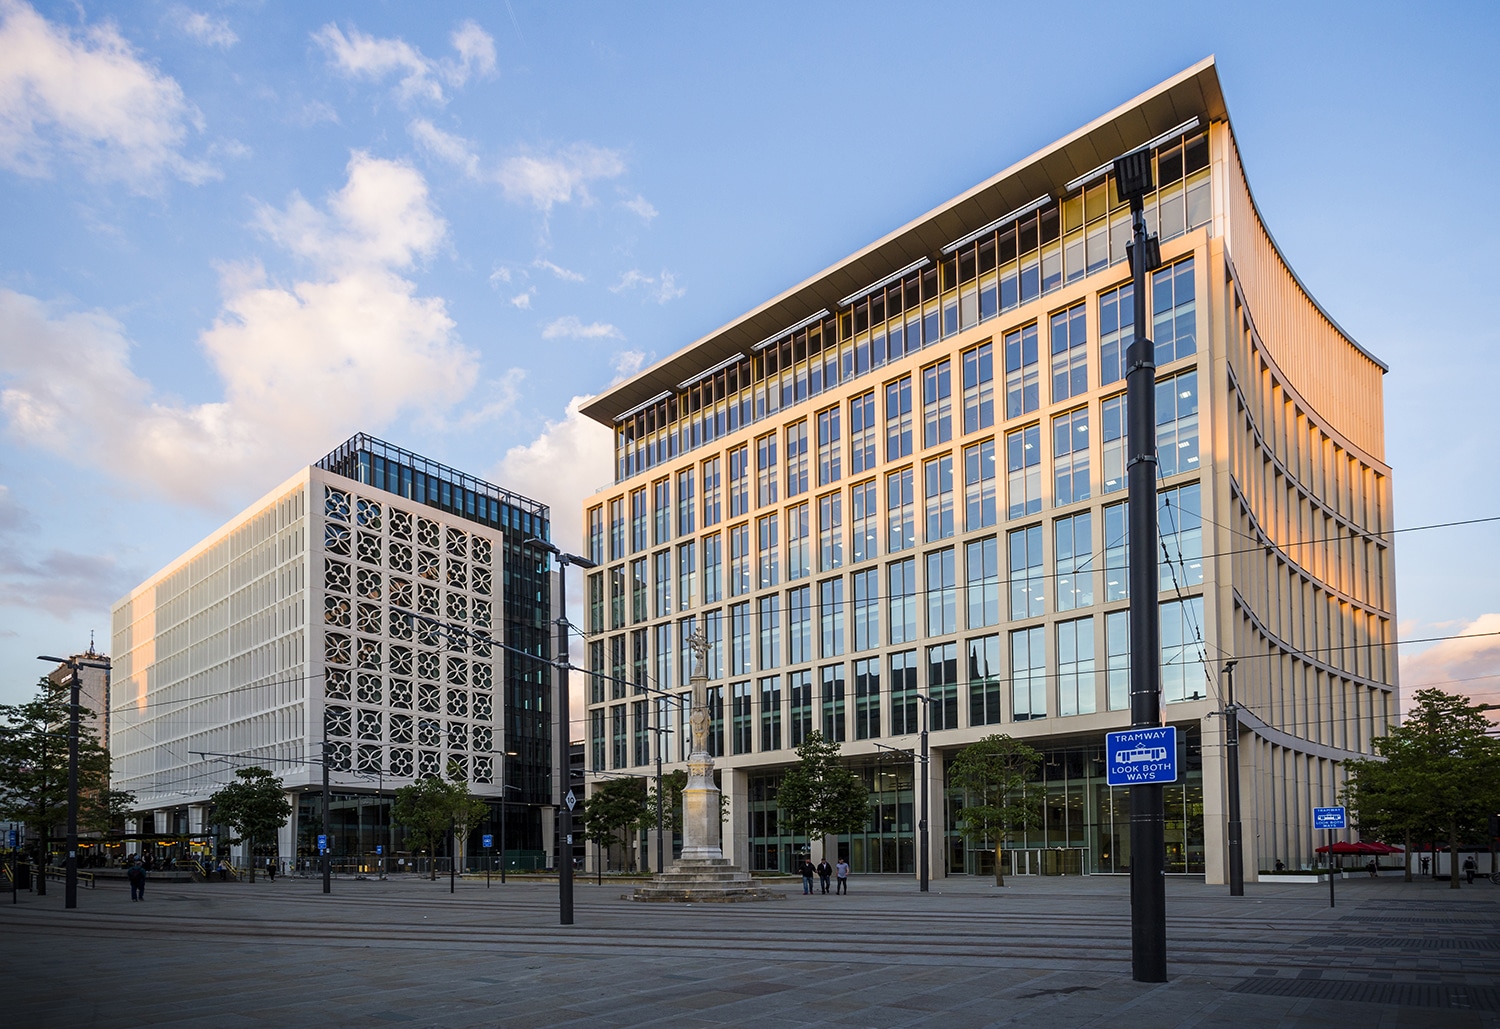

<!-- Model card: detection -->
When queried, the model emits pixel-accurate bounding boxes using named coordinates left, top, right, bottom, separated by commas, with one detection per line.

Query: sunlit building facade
left=110, top=435, right=555, bottom=869
left=580, top=60, right=1396, bottom=882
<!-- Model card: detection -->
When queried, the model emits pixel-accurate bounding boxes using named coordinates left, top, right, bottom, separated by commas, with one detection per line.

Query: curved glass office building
left=580, top=58, right=1395, bottom=881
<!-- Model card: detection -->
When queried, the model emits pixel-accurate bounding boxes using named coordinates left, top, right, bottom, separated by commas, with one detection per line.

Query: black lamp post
left=1223, top=660, right=1244, bottom=896
left=1113, top=144, right=1168, bottom=984
left=498, top=753, right=518, bottom=884
left=525, top=536, right=597, bottom=927
left=37, top=654, right=108, bottom=911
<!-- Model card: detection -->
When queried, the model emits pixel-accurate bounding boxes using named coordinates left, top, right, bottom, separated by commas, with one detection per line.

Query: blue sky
left=1, top=0, right=1496, bottom=709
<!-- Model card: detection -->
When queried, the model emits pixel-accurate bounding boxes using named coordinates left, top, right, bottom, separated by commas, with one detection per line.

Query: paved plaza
left=1, top=870, right=1497, bottom=1027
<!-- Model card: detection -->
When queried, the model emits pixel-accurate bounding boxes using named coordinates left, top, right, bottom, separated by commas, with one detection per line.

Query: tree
left=393, top=775, right=466, bottom=880
left=947, top=734, right=1042, bottom=886
left=208, top=767, right=292, bottom=883
left=775, top=731, right=870, bottom=849
left=1343, top=688, right=1500, bottom=889
left=580, top=777, right=649, bottom=871
left=0, top=676, right=131, bottom=884
left=644, top=769, right=688, bottom=837
left=447, top=760, right=490, bottom=874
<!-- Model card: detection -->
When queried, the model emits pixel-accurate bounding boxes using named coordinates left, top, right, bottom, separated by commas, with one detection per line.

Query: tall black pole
left=1224, top=661, right=1244, bottom=897
left=1117, top=148, right=1166, bottom=984
left=321, top=730, right=331, bottom=894
left=655, top=717, right=665, bottom=875
left=556, top=554, right=574, bottom=925
left=450, top=821, right=456, bottom=894
left=499, top=785, right=507, bottom=885
left=65, top=665, right=80, bottom=910
left=919, top=696, right=930, bottom=893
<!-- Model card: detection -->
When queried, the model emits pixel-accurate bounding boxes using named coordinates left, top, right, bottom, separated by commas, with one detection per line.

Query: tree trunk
left=247, top=835, right=256, bottom=883
left=430, top=847, right=436, bottom=880
left=1450, top=820, right=1461, bottom=889
left=994, top=846, right=1004, bottom=887
left=1403, top=830, right=1412, bottom=882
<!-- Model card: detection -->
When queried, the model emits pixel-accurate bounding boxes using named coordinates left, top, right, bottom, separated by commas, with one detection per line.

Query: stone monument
left=632, top=630, right=780, bottom=902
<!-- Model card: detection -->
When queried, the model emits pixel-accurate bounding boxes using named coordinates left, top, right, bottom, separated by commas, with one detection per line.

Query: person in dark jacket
left=799, top=858, right=815, bottom=895
left=127, top=861, right=146, bottom=902
left=816, top=859, right=833, bottom=894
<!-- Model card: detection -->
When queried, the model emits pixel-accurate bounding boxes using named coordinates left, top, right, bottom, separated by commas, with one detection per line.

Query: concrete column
left=188, top=805, right=207, bottom=836
left=720, top=766, right=749, bottom=868
left=1201, top=712, right=1227, bottom=886
left=542, top=804, right=557, bottom=869
left=928, top=749, right=947, bottom=879
left=277, top=792, right=297, bottom=868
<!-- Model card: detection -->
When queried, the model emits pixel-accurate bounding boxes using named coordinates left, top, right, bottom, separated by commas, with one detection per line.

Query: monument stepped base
left=630, top=858, right=784, bottom=903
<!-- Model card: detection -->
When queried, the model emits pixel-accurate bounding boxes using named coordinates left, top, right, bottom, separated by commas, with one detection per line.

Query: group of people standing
left=799, top=857, right=849, bottom=895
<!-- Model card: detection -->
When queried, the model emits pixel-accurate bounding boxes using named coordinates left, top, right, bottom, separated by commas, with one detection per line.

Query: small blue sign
left=317, top=834, right=328, bottom=852
left=7, top=830, right=15, bottom=847
left=1105, top=726, right=1178, bottom=786
left=375, top=845, right=383, bottom=855
left=1313, top=806, right=1347, bottom=830
left=482, top=834, right=494, bottom=849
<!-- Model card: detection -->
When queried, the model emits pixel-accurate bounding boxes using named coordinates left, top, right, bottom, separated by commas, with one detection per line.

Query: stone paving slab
left=0, top=872, right=1496, bottom=1027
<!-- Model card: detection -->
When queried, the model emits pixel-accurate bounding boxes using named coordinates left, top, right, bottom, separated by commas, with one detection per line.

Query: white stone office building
left=110, top=435, right=555, bottom=869
left=581, top=59, right=1397, bottom=882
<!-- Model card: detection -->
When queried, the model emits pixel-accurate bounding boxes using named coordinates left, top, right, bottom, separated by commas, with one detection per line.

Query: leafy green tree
left=948, top=734, right=1042, bottom=886
left=1344, top=688, right=1500, bottom=889
left=581, top=777, right=649, bottom=871
left=644, top=769, right=688, bottom=837
left=776, top=731, right=870, bottom=848
left=0, top=676, right=130, bottom=885
left=393, top=775, right=466, bottom=879
left=208, top=767, right=292, bottom=883
left=446, top=760, right=490, bottom=873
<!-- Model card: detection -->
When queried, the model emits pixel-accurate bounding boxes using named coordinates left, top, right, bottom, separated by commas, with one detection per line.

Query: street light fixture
left=37, top=653, right=109, bottom=911
left=524, top=536, right=597, bottom=927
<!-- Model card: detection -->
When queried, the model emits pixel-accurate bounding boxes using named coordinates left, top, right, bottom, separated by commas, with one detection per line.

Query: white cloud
left=496, top=144, right=626, bottom=211
left=0, top=152, right=478, bottom=508
left=313, top=19, right=495, bottom=106
left=253, top=150, right=445, bottom=271
left=294, top=100, right=340, bottom=127
left=622, top=193, right=658, bottom=221
left=445, top=20, right=496, bottom=86
left=410, top=120, right=624, bottom=216
left=409, top=117, right=479, bottom=178
left=509, top=289, right=534, bottom=309
left=0, top=0, right=213, bottom=190
left=488, top=266, right=512, bottom=285
left=533, top=257, right=584, bottom=282
left=175, top=8, right=237, bottom=48
left=611, top=350, right=647, bottom=381
left=495, top=395, right=613, bottom=560
left=542, top=316, right=621, bottom=341
left=611, top=268, right=685, bottom=304
left=1399, top=613, right=1500, bottom=712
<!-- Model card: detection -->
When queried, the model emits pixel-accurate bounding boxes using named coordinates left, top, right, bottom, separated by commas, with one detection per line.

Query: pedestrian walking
left=817, top=859, right=832, bottom=894
left=127, top=861, right=146, bottom=902
left=1463, top=856, right=1477, bottom=884
left=1366, top=859, right=1378, bottom=878
left=835, top=858, right=849, bottom=894
left=217, top=858, right=229, bottom=882
left=799, top=857, right=815, bottom=896
left=1420, top=854, right=1430, bottom=875
left=266, top=858, right=276, bottom=881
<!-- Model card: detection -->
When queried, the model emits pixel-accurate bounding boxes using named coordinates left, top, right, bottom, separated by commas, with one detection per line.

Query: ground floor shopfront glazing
left=746, top=727, right=1204, bottom=876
